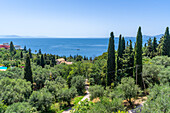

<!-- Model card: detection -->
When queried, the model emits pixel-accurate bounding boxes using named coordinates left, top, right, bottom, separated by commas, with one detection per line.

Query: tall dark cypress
left=129, top=40, right=134, bottom=76
left=107, top=32, right=115, bottom=86
left=121, top=37, right=125, bottom=54
left=153, top=37, right=157, bottom=52
left=24, top=54, right=33, bottom=85
left=117, top=35, right=122, bottom=57
left=36, top=55, right=41, bottom=65
left=146, top=38, right=153, bottom=57
left=24, top=46, right=27, bottom=51
left=134, top=27, right=143, bottom=89
left=20, top=51, right=23, bottom=58
left=28, top=48, right=32, bottom=58
left=161, top=27, right=170, bottom=56
left=117, top=34, right=123, bottom=83
left=41, top=54, right=45, bottom=68
left=10, top=41, right=15, bottom=53
left=39, top=49, right=42, bottom=54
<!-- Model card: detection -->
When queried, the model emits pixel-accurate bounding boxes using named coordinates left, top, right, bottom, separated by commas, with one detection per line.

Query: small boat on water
left=77, top=49, right=80, bottom=50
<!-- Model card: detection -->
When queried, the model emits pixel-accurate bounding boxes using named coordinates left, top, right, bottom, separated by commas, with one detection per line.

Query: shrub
left=158, top=66, right=170, bottom=84
left=0, top=101, right=7, bottom=113
left=29, top=88, right=54, bottom=112
left=88, top=85, right=104, bottom=100
left=116, top=77, right=141, bottom=107
left=142, top=84, right=170, bottom=113
left=88, top=97, right=124, bottom=113
left=59, top=87, right=77, bottom=106
left=0, top=77, right=32, bottom=105
left=5, top=102, right=36, bottom=113
left=71, top=76, right=85, bottom=95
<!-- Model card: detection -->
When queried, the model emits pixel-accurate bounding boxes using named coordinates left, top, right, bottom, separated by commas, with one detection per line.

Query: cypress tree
left=28, top=48, right=32, bottom=58
left=24, top=46, right=27, bottom=51
left=117, top=35, right=122, bottom=57
left=161, top=27, right=170, bottom=56
left=36, top=55, right=41, bottom=65
left=129, top=40, right=134, bottom=76
left=10, top=41, right=14, bottom=52
left=24, top=54, right=33, bottom=85
left=107, top=32, right=115, bottom=86
left=117, top=34, right=123, bottom=83
left=41, top=54, right=45, bottom=68
left=20, top=51, right=23, bottom=58
left=39, top=49, right=42, bottom=54
left=10, top=41, right=15, bottom=53
left=51, top=55, right=56, bottom=67
left=121, top=37, right=125, bottom=54
left=153, top=37, right=157, bottom=52
left=134, top=27, right=143, bottom=89
left=146, top=38, right=153, bottom=57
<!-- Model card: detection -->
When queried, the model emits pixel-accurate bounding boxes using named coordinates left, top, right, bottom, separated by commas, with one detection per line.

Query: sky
left=0, top=0, right=170, bottom=38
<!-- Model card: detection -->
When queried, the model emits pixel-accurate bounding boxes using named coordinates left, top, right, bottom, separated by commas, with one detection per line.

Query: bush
left=5, top=102, right=36, bottom=113
left=59, top=87, right=77, bottom=106
left=116, top=77, right=141, bottom=107
left=158, top=66, right=170, bottom=84
left=88, top=85, right=104, bottom=100
left=89, top=78, right=95, bottom=85
left=88, top=97, right=124, bottom=113
left=0, top=77, right=32, bottom=105
left=142, top=84, right=170, bottom=113
left=143, top=64, right=163, bottom=87
left=0, top=101, right=7, bottom=113
left=71, top=76, right=85, bottom=95
left=29, top=88, right=54, bottom=112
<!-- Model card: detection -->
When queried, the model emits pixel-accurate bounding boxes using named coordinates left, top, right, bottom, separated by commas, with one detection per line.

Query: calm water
left=0, top=37, right=159, bottom=58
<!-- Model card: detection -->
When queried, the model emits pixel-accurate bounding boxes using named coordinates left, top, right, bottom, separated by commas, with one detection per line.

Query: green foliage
left=71, top=76, right=85, bottom=95
left=150, top=56, right=170, bottom=67
left=28, top=48, right=32, bottom=58
left=40, top=54, right=45, bottom=68
left=88, top=85, right=104, bottom=100
left=0, top=101, right=7, bottom=113
left=89, top=78, right=95, bottom=85
left=73, top=97, right=125, bottom=113
left=24, top=54, right=33, bottom=86
left=72, top=96, right=84, bottom=105
left=116, top=77, right=141, bottom=106
left=158, top=66, right=170, bottom=84
left=88, top=97, right=124, bottom=113
left=29, top=88, right=54, bottom=112
left=153, top=37, right=157, bottom=52
left=142, top=64, right=163, bottom=87
left=159, top=27, right=170, bottom=56
left=5, top=102, right=36, bottom=113
left=0, top=77, right=32, bottom=105
left=44, top=76, right=67, bottom=101
left=134, top=26, right=143, bottom=89
left=142, top=84, right=170, bottom=113
left=107, top=32, right=115, bottom=86
left=59, top=87, right=77, bottom=106
left=0, top=67, right=24, bottom=79
left=10, top=41, right=15, bottom=55
left=72, top=99, right=94, bottom=113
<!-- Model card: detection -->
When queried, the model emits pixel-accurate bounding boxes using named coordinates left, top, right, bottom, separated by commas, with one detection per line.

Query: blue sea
left=0, top=37, right=161, bottom=58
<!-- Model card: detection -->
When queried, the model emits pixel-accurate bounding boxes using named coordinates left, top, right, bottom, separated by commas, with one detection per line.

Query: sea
left=0, top=36, right=161, bottom=58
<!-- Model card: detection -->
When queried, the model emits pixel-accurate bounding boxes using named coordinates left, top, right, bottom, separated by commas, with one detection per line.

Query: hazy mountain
left=0, top=34, right=164, bottom=39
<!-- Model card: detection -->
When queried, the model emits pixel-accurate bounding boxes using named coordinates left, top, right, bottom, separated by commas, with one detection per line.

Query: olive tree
left=29, top=88, right=54, bottom=112
left=5, top=102, right=36, bottom=113
left=0, top=77, right=32, bottom=105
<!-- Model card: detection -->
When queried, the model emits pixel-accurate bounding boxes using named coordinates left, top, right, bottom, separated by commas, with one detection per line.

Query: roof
left=56, top=58, right=65, bottom=62
left=0, top=45, right=10, bottom=49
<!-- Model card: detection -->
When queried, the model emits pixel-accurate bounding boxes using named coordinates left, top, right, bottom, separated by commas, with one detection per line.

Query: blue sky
left=0, top=0, right=170, bottom=37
